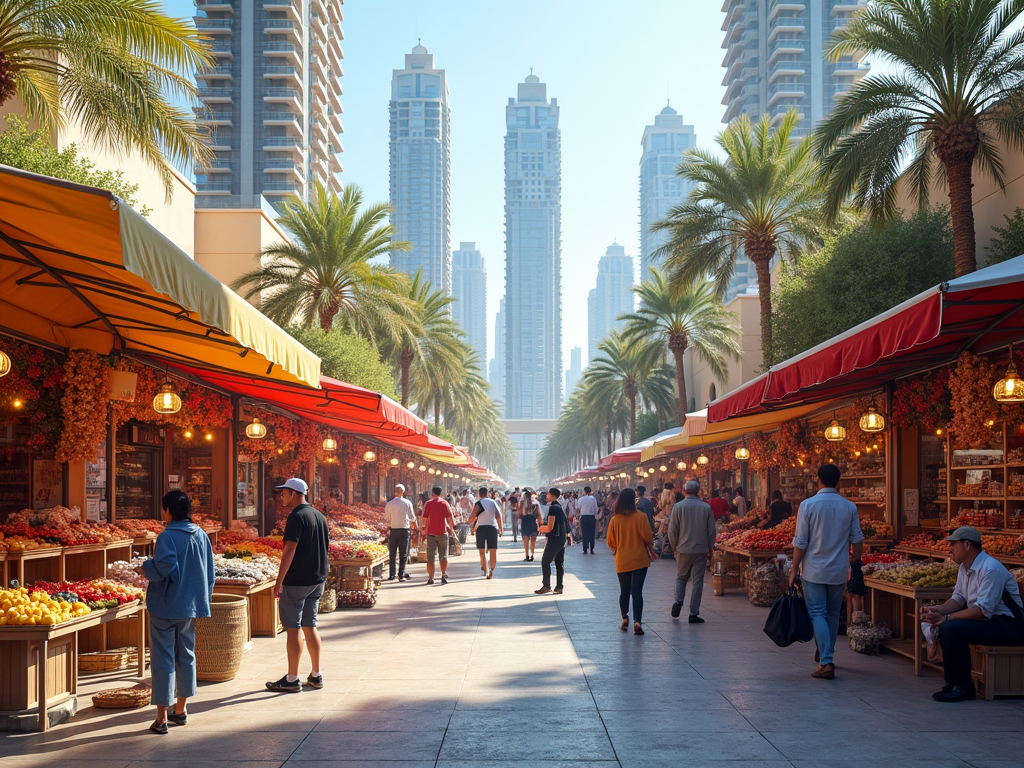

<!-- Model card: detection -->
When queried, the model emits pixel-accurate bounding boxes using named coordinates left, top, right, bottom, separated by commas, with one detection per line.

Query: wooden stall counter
left=4, top=546, right=62, bottom=587
left=866, top=576, right=954, bottom=676
left=329, top=555, right=387, bottom=592
left=0, top=601, right=146, bottom=732
left=214, top=578, right=280, bottom=638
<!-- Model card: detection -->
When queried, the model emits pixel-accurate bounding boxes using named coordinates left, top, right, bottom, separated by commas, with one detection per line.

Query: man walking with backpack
left=535, top=488, right=571, bottom=595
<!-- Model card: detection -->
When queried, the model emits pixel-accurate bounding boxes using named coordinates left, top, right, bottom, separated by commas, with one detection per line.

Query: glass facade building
left=638, top=105, right=695, bottom=276
left=489, top=298, right=506, bottom=408
left=388, top=44, right=452, bottom=295
left=504, top=74, right=562, bottom=419
left=587, top=243, right=635, bottom=366
left=451, top=242, right=487, bottom=366
left=192, top=0, right=344, bottom=211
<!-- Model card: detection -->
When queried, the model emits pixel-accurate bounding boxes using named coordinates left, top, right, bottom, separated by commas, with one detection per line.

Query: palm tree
left=621, top=269, right=742, bottom=427
left=0, top=0, right=214, bottom=194
left=585, top=331, right=674, bottom=445
left=655, top=110, right=824, bottom=363
left=814, top=0, right=1024, bottom=277
left=232, top=182, right=417, bottom=344
left=385, top=270, right=463, bottom=408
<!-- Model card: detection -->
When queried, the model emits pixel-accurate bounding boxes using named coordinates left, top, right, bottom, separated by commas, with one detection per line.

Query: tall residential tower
left=587, top=243, right=635, bottom=366
left=503, top=74, right=562, bottom=419
left=638, top=104, right=695, bottom=276
left=451, top=242, right=486, bottom=366
left=489, top=298, right=506, bottom=408
left=193, top=0, right=344, bottom=210
left=720, top=0, right=870, bottom=138
left=388, top=44, right=452, bottom=294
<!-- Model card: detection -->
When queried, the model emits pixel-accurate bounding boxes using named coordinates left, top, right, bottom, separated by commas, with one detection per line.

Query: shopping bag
left=763, top=587, right=814, bottom=647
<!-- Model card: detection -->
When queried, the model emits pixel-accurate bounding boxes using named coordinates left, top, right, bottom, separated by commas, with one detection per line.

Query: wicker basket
left=341, top=577, right=371, bottom=592
left=319, top=587, right=338, bottom=613
left=79, top=646, right=149, bottom=673
left=194, top=593, right=248, bottom=682
left=92, top=684, right=151, bottom=709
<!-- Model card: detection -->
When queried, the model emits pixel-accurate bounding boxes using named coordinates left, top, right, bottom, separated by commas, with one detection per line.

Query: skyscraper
left=565, top=346, right=582, bottom=397
left=638, top=104, right=696, bottom=276
left=720, top=0, right=868, bottom=299
left=721, top=1, right=869, bottom=138
left=192, top=0, right=344, bottom=210
left=504, top=74, right=562, bottom=419
left=388, top=44, right=452, bottom=294
left=489, top=298, right=506, bottom=408
left=587, top=243, right=635, bottom=366
left=451, top=242, right=486, bottom=366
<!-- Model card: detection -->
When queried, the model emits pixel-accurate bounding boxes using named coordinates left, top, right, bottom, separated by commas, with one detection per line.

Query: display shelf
left=841, top=474, right=885, bottom=480
left=866, top=577, right=954, bottom=675
left=214, top=579, right=280, bottom=638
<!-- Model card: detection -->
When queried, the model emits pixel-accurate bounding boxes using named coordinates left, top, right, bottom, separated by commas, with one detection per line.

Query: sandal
left=149, top=720, right=168, bottom=735
left=633, top=622, right=645, bottom=636
left=619, top=617, right=629, bottom=631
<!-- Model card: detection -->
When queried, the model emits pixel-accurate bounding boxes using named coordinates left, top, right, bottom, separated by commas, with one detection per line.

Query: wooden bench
left=969, top=644, right=1024, bottom=700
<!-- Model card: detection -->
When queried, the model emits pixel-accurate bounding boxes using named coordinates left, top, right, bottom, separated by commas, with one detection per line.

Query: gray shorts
left=279, top=582, right=325, bottom=629
left=426, top=534, right=449, bottom=562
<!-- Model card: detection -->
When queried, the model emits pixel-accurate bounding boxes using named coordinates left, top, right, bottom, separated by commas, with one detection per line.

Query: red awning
left=597, top=449, right=641, bottom=471
left=708, top=256, right=1024, bottom=422
left=172, top=364, right=429, bottom=441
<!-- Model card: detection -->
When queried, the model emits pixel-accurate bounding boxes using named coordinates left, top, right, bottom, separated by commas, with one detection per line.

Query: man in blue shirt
left=789, top=464, right=864, bottom=680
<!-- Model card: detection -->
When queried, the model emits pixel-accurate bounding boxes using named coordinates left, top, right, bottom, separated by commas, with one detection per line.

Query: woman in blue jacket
left=139, top=490, right=215, bottom=734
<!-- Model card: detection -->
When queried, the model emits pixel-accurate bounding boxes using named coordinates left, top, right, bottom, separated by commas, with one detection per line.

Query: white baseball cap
left=274, top=478, right=308, bottom=495
left=394, top=484, right=406, bottom=492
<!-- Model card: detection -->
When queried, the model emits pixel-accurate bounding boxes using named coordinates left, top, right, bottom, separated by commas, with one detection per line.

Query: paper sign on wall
left=903, top=488, right=920, bottom=527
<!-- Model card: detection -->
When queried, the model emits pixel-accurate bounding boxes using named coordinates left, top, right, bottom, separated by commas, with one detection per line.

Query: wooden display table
left=0, top=601, right=145, bottom=732
left=329, top=555, right=387, bottom=592
left=201, top=526, right=223, bottom=547
left=862, top=538, right=895, bottom=552
left=131, top=535, right=157, bottom=558
left=214, top=579, right=280, bottom=638
left=866, top=576, right=954, bottom=676
left=4, top=546, right=62, bottom=587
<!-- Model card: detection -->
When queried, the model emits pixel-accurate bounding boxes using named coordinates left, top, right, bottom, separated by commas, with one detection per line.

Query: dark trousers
left=387, top=528, right=410, bottom=578
left=580, top=516, right=597, bottom=553
left=541, top=537, right=566, bottom=589
left=617, top=567, right=649, bottom=623
left=940, top=615, right=1024, bottom=686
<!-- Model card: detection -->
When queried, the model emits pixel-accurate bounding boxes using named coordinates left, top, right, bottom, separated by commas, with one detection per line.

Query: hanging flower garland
left=236, top=408, right=300, bottom=462
left=949, top=352, right=1002, bottom=449
left=55, top=350, right=110, bottom=463
left=0, top=337, right=65, bottom=451
left=111, top=362, right=232, bottom=431
left=892, top=368, right=952, bottom=433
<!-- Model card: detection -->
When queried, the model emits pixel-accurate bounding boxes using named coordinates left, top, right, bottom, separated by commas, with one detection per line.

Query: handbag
left=763, top=587, right=815, bottom=647
left=645, top=542, right=658, bottom=562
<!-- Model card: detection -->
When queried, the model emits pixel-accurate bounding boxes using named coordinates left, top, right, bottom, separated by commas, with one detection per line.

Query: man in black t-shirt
left=535, top=488, right=572, bottom=595
left=267, top=478, right=329, bottom=694
left=769, top=490, right=793, bottom=528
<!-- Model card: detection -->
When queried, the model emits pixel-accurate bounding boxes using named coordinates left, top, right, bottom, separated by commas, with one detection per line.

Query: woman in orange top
left=606, top=488, right=654, bottom=636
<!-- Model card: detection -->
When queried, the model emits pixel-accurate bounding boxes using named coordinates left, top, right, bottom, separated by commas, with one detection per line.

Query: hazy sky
left=169, top=0, right=730, bottom=372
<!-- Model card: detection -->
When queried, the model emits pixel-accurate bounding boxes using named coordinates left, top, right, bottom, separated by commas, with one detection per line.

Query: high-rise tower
left=503, top=74, right=561, bottom=419
left=720, top=1, right=869, bottom=139
left=638, top=104, right=695, bottom=276
left=451, top=242, right=486, bottom=366
left=388, top=44, right=452, bottom=294
left=587, top=243, right=635, bottom=366
left=489, top=298, right=506, bottom=408
left=192, top=0, right=344, bottom=210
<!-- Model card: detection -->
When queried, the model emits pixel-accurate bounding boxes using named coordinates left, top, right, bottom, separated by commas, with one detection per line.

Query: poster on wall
left=33, top=459, right=63, bottom=510
left=903, top=488, right=920, bottom=527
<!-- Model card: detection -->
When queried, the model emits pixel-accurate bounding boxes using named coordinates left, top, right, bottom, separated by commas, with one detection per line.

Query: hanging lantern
left=858, top=406, right=886, bottom=433
left=245, top=417, right=267, bottom=439
left=204, top=432, right=214, bottom=442
left=735, top=447, right=750, bottom=461
left=659, top=465, right=668, bottom=473
left=0, top=348, right=10, bottom=378
left=994, top=345, right=1024, bottom=402
left=389, top=457, right=400, bottom=467
left=418, top=465, right=426, bottom=472
left=676, top=461, right=685, bottom=470
left=183, top=429, right=193, bottom=439
left=824, top=418, right=847, bottom=442
left=363, top=450, right=376, bottom=463
left=322, top=436, right=337, bottom=452
left=152, top=380, right=182, bottom=415
left=619, top=472, right=627, bottom=478
left=696, top=454, right=709, bottom=466
left=690, top=463, right=697, bottom=471
left=12, top=398, right=23, bottom=409
left=406, top=460, right=415, bottom=469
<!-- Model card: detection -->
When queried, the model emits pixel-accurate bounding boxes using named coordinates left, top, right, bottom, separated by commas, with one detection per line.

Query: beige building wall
left=683, top=293, right=762, bottom=413
left=194, top=207, right=290, bottom=308
left=896, top=142, right=1024, bottom=264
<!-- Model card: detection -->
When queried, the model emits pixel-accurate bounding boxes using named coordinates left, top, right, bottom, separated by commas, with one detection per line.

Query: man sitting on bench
left=922, top=526, right=1024, bottom=702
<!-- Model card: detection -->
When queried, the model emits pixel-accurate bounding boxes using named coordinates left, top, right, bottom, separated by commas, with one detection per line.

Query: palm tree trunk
left=433, top=393, right=441, bottom=428
left=935, top=123, right=979, bottom=277
left=745, top=236, right=776, bottom=365
left=669, top=342, right=688, bottom=426
left=319, top=306, right=338, bottom=331
left=629, top=392, right=637, bottom=445
left=399, top=348, right=414, bottom=406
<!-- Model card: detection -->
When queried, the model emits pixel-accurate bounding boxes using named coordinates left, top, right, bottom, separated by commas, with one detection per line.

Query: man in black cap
left=923, top=526, right=1024, bottom=701
left=535, top=488, right=570, bottom=595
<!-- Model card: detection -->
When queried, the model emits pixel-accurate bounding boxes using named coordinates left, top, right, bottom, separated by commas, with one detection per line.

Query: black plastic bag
left=763, top=587, right=814, bottom=647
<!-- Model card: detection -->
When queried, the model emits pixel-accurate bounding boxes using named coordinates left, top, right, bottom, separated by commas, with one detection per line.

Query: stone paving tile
left=289, top=730, right=446, bottom=762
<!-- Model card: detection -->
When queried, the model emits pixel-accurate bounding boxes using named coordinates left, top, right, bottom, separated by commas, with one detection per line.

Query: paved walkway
left=3, top=539, right=1023, bottom=767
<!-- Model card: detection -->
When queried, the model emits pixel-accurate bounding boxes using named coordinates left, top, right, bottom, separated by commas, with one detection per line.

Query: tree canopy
left=285, top=325, right=398, bottom=401
left=772, top=207, right=955, bottom=362
left=986, top=208, right=1024, bottom=266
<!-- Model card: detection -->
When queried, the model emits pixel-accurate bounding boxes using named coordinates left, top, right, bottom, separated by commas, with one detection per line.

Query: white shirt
left=384, top=496, right=416, bottom=529
left=792, top=488, right=863, bottom=585
left=577, top=495, right=598, bottom=517
left=952, top=550, right=1024, bottom=619
left=473, top=497, right=502, bottom=527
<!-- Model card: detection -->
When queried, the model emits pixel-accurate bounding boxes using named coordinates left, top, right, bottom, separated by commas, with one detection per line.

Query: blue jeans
left=149, top=615, right=197, bottom=707
left=801, top=581, right=845, bottom=666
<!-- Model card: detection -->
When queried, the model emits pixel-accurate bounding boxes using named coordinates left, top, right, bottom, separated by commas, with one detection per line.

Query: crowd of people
left=133, top=464, right=1024, bottom=736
